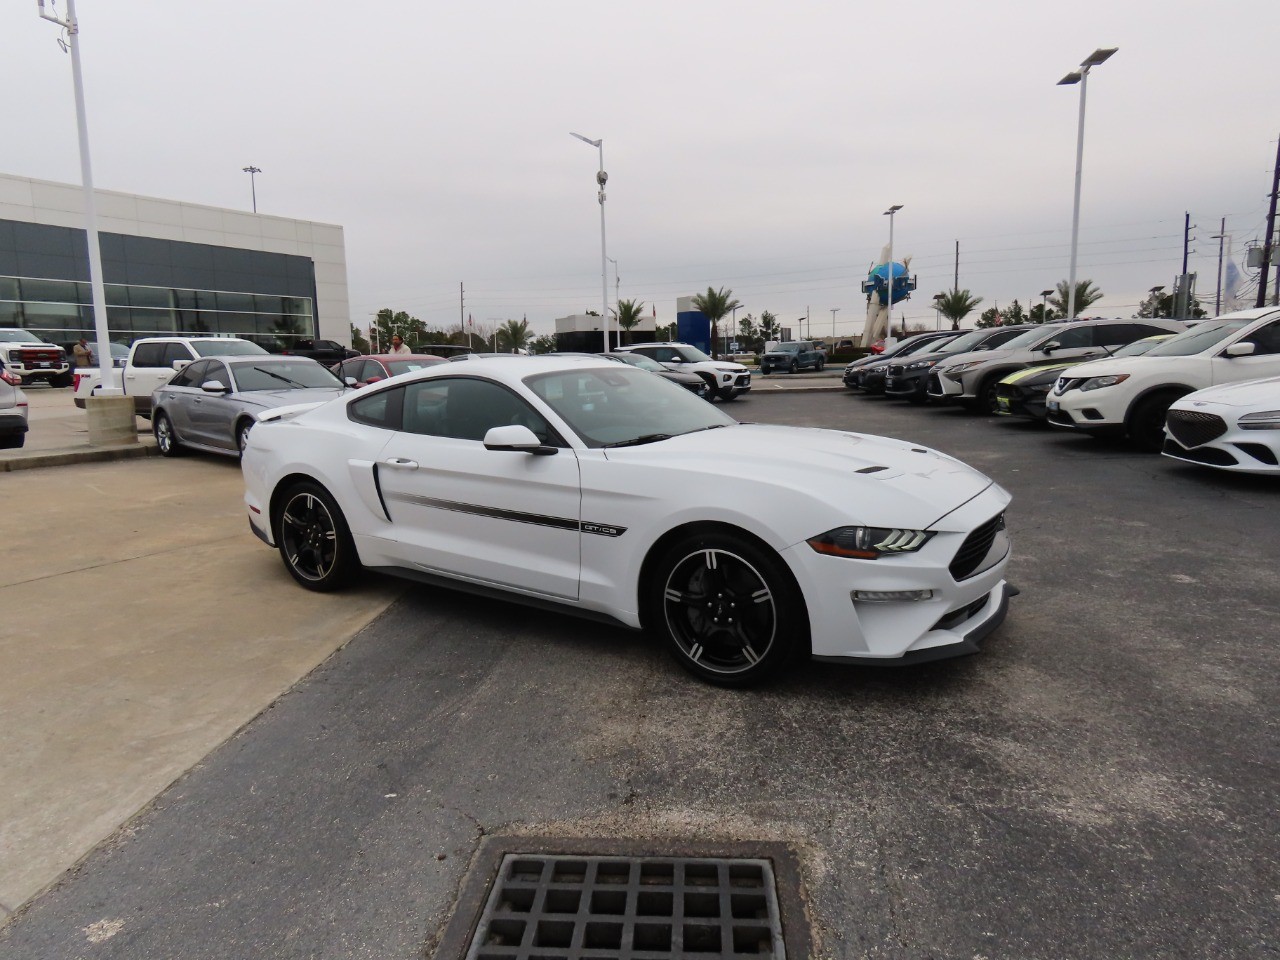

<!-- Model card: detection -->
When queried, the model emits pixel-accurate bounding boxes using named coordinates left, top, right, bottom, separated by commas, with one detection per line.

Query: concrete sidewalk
left=0, top=457, right=401, bottom=920
left=0, top=386, right=155, bottom=472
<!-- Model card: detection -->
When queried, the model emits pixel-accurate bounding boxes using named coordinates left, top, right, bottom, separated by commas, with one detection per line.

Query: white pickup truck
left=73, top=336, right=269, bottom=416
left=0, top=327, right=73, bottom=387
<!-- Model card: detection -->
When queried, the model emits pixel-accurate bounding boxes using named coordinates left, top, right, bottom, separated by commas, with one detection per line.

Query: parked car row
left=844, top=308, right=1280, bottom=476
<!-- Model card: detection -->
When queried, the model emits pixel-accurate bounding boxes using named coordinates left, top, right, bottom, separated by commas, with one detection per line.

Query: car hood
left=1177, top=375, right=1280, bottom=408
left=1002, top=360, right=1077, bottom=384
left=606, top=424, right=995, bottom=530
left=940, top=347, right=1015, bottom=369
left=237, top=387, right=347, bottom=408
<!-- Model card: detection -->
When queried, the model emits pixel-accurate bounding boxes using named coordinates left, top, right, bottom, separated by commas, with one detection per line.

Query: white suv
left=1047, top=307, right=1280, bottom=451
left=614, top=342, right=752, bottom=401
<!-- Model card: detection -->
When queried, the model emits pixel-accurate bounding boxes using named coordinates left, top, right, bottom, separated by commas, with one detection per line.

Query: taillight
left=1, top=370, right=20, bottom=386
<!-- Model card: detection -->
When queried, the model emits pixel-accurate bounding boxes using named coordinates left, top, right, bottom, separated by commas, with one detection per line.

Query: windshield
left=772, top=343, right=805, bottom=353
left=917, top=336, right=960, bottom=355
left=675, top=346, right=713, bottom=363
left=896, top=336, right=948, bottom=358
left=936, top=329, right=990, bottom=353
left=525, top=366, right=733, bottom=448
left=192, top=340, right=269, bottom=357
left=1145, top=320, right=1251, bottom=357
left=232, top=360, right=341, bottom=391
left=0, top=329, right=46, bottom=343
left=1113, top=335, right=1173, bottom=358
left=997, top=327, right=1057, bottom=350
left=611, top=353, right=667, bottom=372
left=385, top=358, right=445, bottom=376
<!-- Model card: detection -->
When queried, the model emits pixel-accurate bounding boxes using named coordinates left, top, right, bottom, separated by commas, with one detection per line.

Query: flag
left=468, top=314, right=473, bottom=327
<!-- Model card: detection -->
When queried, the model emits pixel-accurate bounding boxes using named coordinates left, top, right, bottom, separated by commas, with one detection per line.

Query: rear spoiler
left=257, top=401, right=326, bottom=423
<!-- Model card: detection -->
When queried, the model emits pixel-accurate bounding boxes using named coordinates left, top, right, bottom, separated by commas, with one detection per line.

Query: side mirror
left=343, top=376, right=360, bottom=387
left=172, top=359, right=192, bottom=371
left=1225, top=341, right=1256, bottom=357
left=483, top=424, right=557, bottom=455
left=1041, top=340, right=1061, bottom=352
left=200, top=380, right=228, bottom=394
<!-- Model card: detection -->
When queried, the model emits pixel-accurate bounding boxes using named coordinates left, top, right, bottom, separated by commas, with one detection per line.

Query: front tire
left=977, top=374, right=1003, bottom=415
left=647, top=530, right=806, bottom=686
left=153, top=411, right=183, bottom=457
left=236, top=419, right=253, bottom=457
left=1128, top=391, right=1181, bottom=453
left=788, top=359, right=798, bottom=374
left=275, top=482, right=359, bottom=591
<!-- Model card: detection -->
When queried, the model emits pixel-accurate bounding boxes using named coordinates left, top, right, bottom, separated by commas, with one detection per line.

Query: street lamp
left=829, top=307, right=840, bottom=338
left=35, top=0, right=117, bottom=398
left=1149, top=285, right=1165, bottom=319
left=884, top=204, right=903, bottom=337
left=1058, top=47, right=1118, bottom=323
left=932, top=292, right=944, bottom=330
left=242, top=165, right=262, bottom=213
left=1040, top=288, right=1054, bottom=323
left=570, top=132, right=610, bottom=353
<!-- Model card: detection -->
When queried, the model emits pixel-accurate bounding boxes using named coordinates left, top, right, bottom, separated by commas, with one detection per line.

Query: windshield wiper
left=602, top=433, right=674, bottom=448
left=247, top=366, right=309, bottom=388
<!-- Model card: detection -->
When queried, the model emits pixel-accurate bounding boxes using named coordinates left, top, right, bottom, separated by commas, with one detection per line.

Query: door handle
left=381, top=458, right=419, bottom=470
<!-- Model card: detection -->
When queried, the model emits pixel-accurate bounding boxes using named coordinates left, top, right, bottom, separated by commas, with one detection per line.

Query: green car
left=994, top=335, right=1174, bottom=421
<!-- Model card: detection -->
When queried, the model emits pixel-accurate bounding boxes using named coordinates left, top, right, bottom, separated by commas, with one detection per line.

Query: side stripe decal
left=386, top=492, right=626, bottom=537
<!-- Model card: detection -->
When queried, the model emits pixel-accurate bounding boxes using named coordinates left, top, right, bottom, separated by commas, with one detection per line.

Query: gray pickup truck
left=759, top=341, right=826, bottom=374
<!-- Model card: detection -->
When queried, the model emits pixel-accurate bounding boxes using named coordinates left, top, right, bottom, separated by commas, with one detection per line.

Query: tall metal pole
left=1211, top=220, right=1225, bottom=316
left=37, top=0, right=116, bottom=394
left=1065, top=68, right=1089, bottom=323
left=885, top=205, right=901, bottom=337
left=570, top=133, right=609, bottom=352
left=242, top=166, right=261, bottom=213
left=830, top=308, right=840, bottom=337
left=1255, top=136, right=1280, bottom=308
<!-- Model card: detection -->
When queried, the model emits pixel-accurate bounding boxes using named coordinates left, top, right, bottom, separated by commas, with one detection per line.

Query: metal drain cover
left=436, top=839, right=806, bottom=960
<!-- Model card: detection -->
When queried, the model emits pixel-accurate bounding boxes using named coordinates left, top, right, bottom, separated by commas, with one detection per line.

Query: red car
left=870, top=338, right=886, bottom=355
left=331, top=353, right=446, bottom=387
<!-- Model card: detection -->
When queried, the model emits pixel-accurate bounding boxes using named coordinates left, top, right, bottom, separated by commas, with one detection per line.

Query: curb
left=0, top=442, right=159, bottom=472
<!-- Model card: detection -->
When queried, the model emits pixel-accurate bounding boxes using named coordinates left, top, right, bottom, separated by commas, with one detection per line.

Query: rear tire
left=275, top=481, right=359, bottom=591
left=153, top=411, right=183, bottom=457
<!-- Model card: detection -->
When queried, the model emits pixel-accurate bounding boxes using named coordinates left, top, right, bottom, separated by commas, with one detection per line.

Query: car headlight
left=905, top=358, right=939, bottom=371
left=941, top=360, right=983, bottom=375
left=1239, top=409, right=1280, bottom=430
left=1078, top=374, right=1129, bottom=392
left=807, top=526, right=935, bottom=560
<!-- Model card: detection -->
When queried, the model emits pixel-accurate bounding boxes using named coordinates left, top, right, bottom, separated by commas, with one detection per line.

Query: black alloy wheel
left=153, top=412, right=182, bottom=457
left=649, top=530, right=806, bottom=686
left=276, top=482, right=358, bottom=591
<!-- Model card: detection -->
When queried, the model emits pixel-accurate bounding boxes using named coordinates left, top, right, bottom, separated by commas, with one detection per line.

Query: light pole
left=884, top=204, right=903, bottom=338
left=242, top=165, right=262, bottom=213
left=606, top=256, right=620, bottom=313
left=570, top=132, right=610, bottom=352
left=1148, top=285, right=1165, bottom=319
left=1040, top=288, right=1054, bottom=323
left=1058, top=47, right=1118, bottom=322
left=35, top=0, right=116, bottom=396
left=1210, top=220, right=1226, bottom=316
left=932, top=293, right=944, bottom=330
left=829, top=307, right=840, bottom=338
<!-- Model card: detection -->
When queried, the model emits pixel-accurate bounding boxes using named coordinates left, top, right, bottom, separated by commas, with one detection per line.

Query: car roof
left=361, top=353, right=446, bottom=362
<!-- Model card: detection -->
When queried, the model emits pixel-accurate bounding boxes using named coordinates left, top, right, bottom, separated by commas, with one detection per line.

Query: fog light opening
left=851, top=589, right=934, bottom=603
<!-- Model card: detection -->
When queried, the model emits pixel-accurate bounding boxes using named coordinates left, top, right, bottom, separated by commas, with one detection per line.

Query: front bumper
left=1045, top=390, right=1127, bottom=432
left=884, top=369, right=930, bottom=399
left=785, top=484, right=1014, bottom=662
left=928, top=369, right=966, bottom=398
left=0, top=411, right=29, bottom=434
left=995, top=382, right=1051, bottom=420
left=1161, top=411, right=1280, bottom=475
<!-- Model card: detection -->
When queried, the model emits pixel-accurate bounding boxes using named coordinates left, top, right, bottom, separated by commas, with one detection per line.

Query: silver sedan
left=151, top=355, right=347, bottom=458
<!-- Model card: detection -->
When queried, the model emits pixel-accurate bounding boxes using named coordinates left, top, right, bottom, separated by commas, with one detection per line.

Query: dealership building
left=0, top=172, right=350, bottom=351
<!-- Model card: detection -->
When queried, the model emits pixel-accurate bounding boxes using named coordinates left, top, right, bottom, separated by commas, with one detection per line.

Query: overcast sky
left=4, top=0, right=1278, bottom=340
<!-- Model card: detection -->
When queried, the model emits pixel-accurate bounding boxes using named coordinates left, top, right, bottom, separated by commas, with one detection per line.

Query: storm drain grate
left=464, top=854, right=786, bottom=960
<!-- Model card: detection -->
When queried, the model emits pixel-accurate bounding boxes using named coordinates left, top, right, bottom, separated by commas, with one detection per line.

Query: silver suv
left=928, top=318, right=1185, bottom=414
left=614, top=342, right=752, bottom=401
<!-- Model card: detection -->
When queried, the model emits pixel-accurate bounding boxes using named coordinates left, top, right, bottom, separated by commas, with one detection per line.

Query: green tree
left=690, top=286, right=741, bottom=358
left=530, top=334, right=558, bottom=354
left=496, top=319, right=532, bottom=352
left=1028, top=303, right=1055, bottom=324
left=1002, top=300, right=1027, bottom=324
left=349, top=323, right=370, bottom=354
left=935, top=289, right=984, bottom=330
left=373, top=308, right=427, bottom=350
left=1048, top=279, right=1104, bottom=317
left=737, top=314, right=759, bottom=349
left=1135, top=290, right=1206, bottom=320
left=758, top=310, right=780, bottom=343
left=611, top=298, right=646, bottom=344
left=977, top=306, right=1002, bottom=328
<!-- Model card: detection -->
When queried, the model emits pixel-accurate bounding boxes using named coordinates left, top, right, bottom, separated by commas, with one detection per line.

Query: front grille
left=888, top=364, right=904, bottom=376
left=926, top=373, right=942, bottom=394
left=464, top=855, right=785, bottom=960
left=1166, top=409, right=1228, bottom=448
left=950, top=513, right=1005, bottom=581
left=1055, top=377, right=1083, bottom=394
left=1235, top=442, right=1279, bottom=466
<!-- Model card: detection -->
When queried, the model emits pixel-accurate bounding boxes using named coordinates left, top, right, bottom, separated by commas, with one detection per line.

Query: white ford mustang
left=241, top=356, right=1015, bottom=684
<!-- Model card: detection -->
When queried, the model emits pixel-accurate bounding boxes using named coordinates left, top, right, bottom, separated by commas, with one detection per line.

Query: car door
left=157, top=359, right=209, bottom=438
left=1212, top=317, right=1280, bottom=385
left=1036, top=325, right=1103, bottom=362
left=373, top=375, right=583, bottom=600
left=186, top=359, right=238, bottom=449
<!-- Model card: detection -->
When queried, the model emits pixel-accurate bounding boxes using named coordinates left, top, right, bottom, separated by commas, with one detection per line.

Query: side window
left=1045, top=326, right=1092, bottom=349
left=401, top=377, right=553, bottom=443
left=169, top=360, right=207, bottom=387
left=161, top=342, right=194, bottom=368
left=349, top=385, right=403, bottom=429
left=131, top=342, right=166, bottom=367
left=653, top=348, right=679, bottom=362
left=1133, top=323, right=1170, bottom=340
left=362, top=359, right=386, bottom=381
left=1094, top=324, right=1134, bottom=346
left=203, top=360, right=229, bottom=387
left=1242, top=320, right=1280, bottom=356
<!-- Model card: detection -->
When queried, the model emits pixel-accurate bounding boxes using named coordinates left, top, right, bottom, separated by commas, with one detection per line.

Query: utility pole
left=459, top=282, right=465, bottom=334
left=1210, top=219, right=1225, bottom=316
left=954, top=240, right=959, bottom=291
left=1182, top=212, right=1194, bottom=277
left=1255, top=136, right=1280, bottom=308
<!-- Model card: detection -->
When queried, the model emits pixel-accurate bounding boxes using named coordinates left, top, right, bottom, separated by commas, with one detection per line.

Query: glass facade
left=0, top=220, right=318, bottom=352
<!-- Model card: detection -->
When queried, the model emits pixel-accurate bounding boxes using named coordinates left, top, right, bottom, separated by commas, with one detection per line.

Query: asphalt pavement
left=1, top=388, right=1277, bottom=959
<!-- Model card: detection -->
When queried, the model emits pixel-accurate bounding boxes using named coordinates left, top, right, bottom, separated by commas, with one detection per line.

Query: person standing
left=73, top=337, right=93, bottom=367
left=388, top=335, right=412, bottom=356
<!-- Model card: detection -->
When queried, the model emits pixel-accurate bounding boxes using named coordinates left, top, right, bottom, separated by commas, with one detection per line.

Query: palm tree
left=495, top=318, right=532, bottom=353
left=611, top=299, right=646, bottom=345
left=690, top=286, right=741, bottom=358
left=935, top=289, right=984, bottom=330
left=1048, top=279, right=1103, bottom=318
